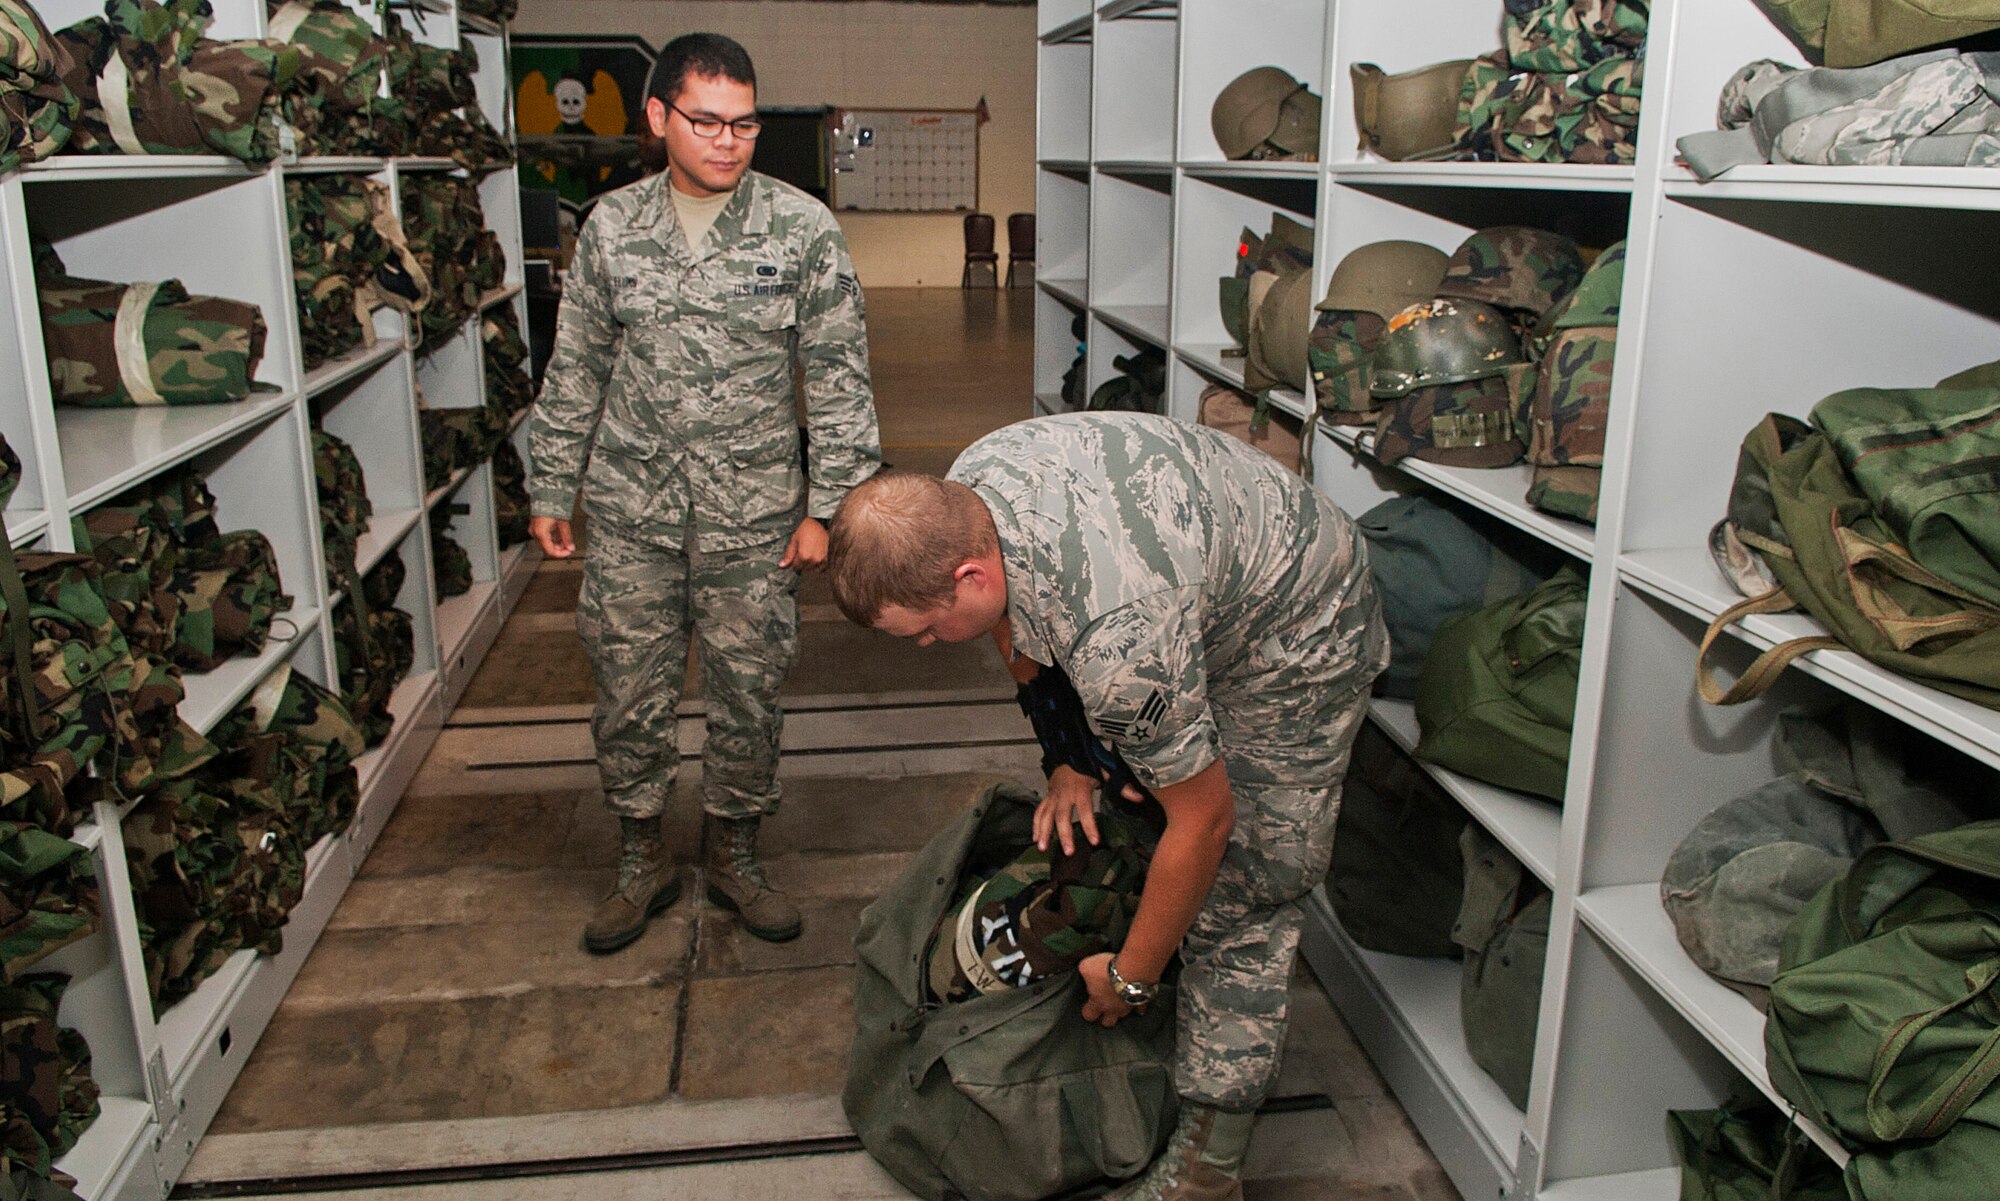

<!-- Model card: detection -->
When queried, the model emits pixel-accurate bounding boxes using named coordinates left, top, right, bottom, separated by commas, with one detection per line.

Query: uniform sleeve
left=527, top=210, right=620, bottom=520
left=1067, top=588, right=1221, bottom=790
left=795, top=216, right=882, bottom=520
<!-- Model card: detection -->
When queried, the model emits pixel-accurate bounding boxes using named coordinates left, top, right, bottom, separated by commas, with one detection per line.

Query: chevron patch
left=1098, top=688, right=1167, bottom=743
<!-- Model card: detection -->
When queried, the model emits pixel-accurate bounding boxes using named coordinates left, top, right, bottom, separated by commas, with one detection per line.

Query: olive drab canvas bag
left=1668, top=1089, right=1846, bottom=1201
left=1327, top=720, right=1468, bottom=959
left=844, top=782, right=1178, bottom=1201
left=1454, top=826, right=1548, bottom=1111
left=1766, top=821, right=2000, bottom=1200
left=1759, top=0, right=2000, bottom=69
left=1700, top=362, right=2000, bottom=711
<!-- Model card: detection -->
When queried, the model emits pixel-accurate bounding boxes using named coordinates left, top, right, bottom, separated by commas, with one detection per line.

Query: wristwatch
left=1106, top=956, right=1158, bottom=1008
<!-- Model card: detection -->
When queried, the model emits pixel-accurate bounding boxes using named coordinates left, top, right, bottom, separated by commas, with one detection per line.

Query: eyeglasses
left=667, top=101, right=762, bottom=140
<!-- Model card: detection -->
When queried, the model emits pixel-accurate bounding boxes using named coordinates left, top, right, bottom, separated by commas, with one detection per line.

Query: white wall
left=513, top=1, right=1039, bottom=287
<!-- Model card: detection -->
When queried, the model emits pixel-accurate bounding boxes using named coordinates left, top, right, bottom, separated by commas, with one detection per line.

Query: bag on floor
left=845, top=781, right=1178, bottom=1201
left=1413, top=566, right=1586, bottom=801
left=1767, top=820, right=2000, bottom=1200
left=1327, top=720, right=1467, bottom=958
left=1454, top=825, right=1548, bottom=1111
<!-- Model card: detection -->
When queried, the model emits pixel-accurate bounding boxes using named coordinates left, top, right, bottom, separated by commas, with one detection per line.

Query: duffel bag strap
left=1697, top=587, right=1842, bottom=705
left=1865, top=950, right=2000, bottom=1142
left=0, top=533, right=42, bottom=747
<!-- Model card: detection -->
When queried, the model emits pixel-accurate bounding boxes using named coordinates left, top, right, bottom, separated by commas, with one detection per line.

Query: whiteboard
left=830, top=109, right=981, bottom=213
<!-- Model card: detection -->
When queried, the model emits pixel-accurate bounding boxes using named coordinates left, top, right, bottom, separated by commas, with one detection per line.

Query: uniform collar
left=977, top=486, right=1053, bottom=666
left=650, top=169, right=769, bottom=264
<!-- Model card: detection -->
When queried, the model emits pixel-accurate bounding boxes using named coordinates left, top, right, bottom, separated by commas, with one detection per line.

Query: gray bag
left=1678, top=50, right=2000, bottom=180
left=1357, top=494, right=1564, bottom=699
left=1662, top=704, right=1996, bottom=1008
left=1454, top=825, right=1548, bottom=1112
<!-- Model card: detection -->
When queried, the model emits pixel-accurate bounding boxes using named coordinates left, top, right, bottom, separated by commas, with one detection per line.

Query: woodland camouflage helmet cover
left=1370, top=298, right=1526, bottom=398
left=1319, top=239, right=1450, bottom=320
left=1435, top=226, right=1587, bottom=318
left=1212, top=65, right=1321, bottom=159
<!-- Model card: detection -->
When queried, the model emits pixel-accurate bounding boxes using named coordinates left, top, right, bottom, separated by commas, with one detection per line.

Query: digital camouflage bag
left=1454, top=825, right=1549, bottom=1111
left=492, top=440, right=530, bottom=549
left=1678, top=52, right=2000, bottom=179
left=1525, top=240, right=1625, bottom=524
left=1761, top=0, right=2000, bottom=68
left=1414, top=566, right=1586, bottom=803
left=1327, top=720, right=1468, bottom=958
left=1357, top=493, right=1565, bottom=700
left=1700, top=362, right=2000, bottom=710
left=53, top=0, right=306, bottom=163
left=1767, top=820, right=2000, bottom=1200
left=35, top=249, right=268, bottom=408
left=845, top=781, right=1178, bottom=1201
left=0, top=824, right=97, bottom=983
left=1668, top=1087, right=1845, bottom=1201
left=0, top=0, right=78, bottom=171
left=0, top=973, right=98, bottom=1180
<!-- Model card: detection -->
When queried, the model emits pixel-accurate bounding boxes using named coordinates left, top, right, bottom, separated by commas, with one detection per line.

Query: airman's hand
left=1034, top=766, right=1102, bottom=856
left=1079, top=952, right=1133, bottom=1027
left=530, top=516, right=575, bottom=559
left=781, top=517, right=828, bottom=571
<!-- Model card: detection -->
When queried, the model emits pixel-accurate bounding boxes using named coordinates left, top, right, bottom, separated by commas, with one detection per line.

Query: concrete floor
left=182, top=288, right=1460, bottom=1201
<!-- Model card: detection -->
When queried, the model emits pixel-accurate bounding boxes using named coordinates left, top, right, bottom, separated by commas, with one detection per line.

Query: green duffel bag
left=1766, top=820, right=2000, bottom=1200
left=1763, top=0, right=2000, bottom=68
left=844, top=780, right=1178, bottom=1201
left=1327, top=720, right=1468, bottom=959
left=1454, top=825, right=1547, bottom=1111
left=1667, top=1087, right=1846, bottom=1201
left=1413, top=566, right=1586, bottom=802
left=1700, top=404, right=2000, bottom=711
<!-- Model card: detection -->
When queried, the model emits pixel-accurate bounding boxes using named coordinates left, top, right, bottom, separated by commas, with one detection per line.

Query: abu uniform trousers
left=576, top=511, right=799, bottom=823
left=1170, top=561, right=1388, bottom=1111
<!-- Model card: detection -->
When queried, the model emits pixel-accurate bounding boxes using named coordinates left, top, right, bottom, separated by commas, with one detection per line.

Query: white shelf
left=1539, top=1166, right=1680, bottom=1201
left=497, top=538, right=541, bottom=612
left=1038, top=158, right=1091, bottom=173
left=1041, top=276, right=1088, bottom=307
left=1328, top=161, right=1638, bottom=193
left=1181, top=160, right=1319, bottom=180
left=1034, top=392, right=1064, bottom=417
left=1099, top=0, right=1177, bottom=18
left=354, top=669, right=442, bottom=798
left=1040, top=14, right=1093, bottom=43
left=286, top=157, right=389, bottom=175
left=58, top=391, right=298, bottom=512
left=305, top=340, right=403, bottom=398
left=425, top=463, right=477, bottom=511
left=459, top=12, right=503, bottom=35
left=397, top=157, right=458, bottom=172
left=1575, top=883, right=1850, bottom=1167
left=1094, top=303, right=1168, bottom=347
left=53, top=1095, right=155, bottom=1201
left=1175, top=342, right=1246, bottom=390
left=178, top=605, right=322, bottom=735
left=1369, top=699, right=1561, bottom=887
left=437, top=578, right=501, bottom=665
left=1662, top=163, right=2000, bottom=212
left=22, top=156, right=252, bottom=182
left=1095, top=159, right=1176, bottom=174
left=355, top=508, right=425, bottom=578
left=1322, top=422, right=1595, bottom=562
left=1619, top=546, right=2000, bottom=775
left=480, top=282, right=524, bottom=311
left=6, top=508, right=48, bottom=547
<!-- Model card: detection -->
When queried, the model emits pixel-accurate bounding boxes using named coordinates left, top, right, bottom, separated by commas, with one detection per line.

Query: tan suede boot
left=583, top=817, right=681, bottom=954
left=1105, top=1102, right=1254, bottom=1201
left=704, top=814, right=802, bottom=942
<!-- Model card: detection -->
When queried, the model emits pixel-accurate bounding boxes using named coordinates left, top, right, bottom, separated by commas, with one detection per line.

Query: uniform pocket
left=584, top=417, right=673, bottom=532
left=726, top=425, right=804, bottom=526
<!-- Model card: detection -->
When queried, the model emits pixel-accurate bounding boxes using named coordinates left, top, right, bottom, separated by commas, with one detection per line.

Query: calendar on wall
left=830, top=109, right=981, bottom=213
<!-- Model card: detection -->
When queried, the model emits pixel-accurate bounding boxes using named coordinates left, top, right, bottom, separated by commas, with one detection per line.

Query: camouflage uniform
left=948, top=413, right=1388, bottom=1110
left=530, top=169, right=879, bottom=824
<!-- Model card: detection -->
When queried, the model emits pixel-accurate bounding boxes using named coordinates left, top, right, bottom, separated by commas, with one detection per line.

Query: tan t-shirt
left=671, top=184, right=733, bottom=252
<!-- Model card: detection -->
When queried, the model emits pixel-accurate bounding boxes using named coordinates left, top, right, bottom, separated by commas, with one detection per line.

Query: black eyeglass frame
left=666, top=100, right=763, bottom=140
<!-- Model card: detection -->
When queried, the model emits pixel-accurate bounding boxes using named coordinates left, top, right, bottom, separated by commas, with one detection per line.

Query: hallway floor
left=178, top=288, right=1461, bottom=1201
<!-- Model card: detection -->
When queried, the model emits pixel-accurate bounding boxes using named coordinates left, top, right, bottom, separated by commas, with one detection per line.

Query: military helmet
left=1370, top=298, right=1525, bottom=398
left=1212, top=66, right=1321, bottom=160
left=1435, top=226, right=1588, bottom=319
left=1350, top=60, right=1472, bottom=162
left=1552, top=240, right=1627, bottom=331
left=1319, top=240, right=1451, bottom=321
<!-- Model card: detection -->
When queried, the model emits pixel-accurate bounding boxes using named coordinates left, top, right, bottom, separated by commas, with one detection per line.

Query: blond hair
left=828, top=472, right=996, bottom=625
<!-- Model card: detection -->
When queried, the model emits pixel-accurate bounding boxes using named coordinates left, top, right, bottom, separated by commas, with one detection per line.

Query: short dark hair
left=648, top=33, right=757, bottom=106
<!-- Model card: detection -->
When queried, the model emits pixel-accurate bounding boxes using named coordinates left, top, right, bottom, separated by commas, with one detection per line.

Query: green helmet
left=1370, top=298, right=1525, bottom=398
left=1319, top=240, right=1450, bottom=321
left=1212, top=66, right=1321, bottom=160
left=1552, top=240, right=1627, bottom=330
left=1435, top=226, right=1587, bottom=319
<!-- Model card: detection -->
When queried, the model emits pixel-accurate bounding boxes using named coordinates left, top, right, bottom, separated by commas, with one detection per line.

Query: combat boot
left=1105, top=1102, right=1254, bottom=1201
left=704, top=814, right=802, bottom=942
left=583, top=817, right=682, bottom=954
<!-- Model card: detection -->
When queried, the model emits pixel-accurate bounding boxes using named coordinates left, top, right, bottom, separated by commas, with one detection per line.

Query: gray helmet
left=1213, top=67, right=1322, bottom=160
left=1370, top=298, right=1525, bottom=398
left=1350, top=60, right=1472, bottom=162
left=1320, top=240, right=1451, bottom=321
